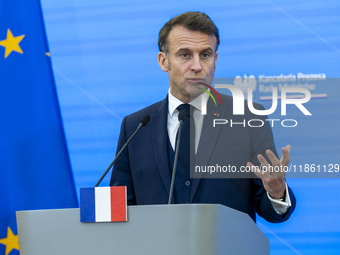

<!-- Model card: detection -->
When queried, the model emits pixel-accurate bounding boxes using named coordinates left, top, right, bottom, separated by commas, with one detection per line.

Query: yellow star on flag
left=0, top=29, right=25, bottom=58
left=0, top=227, right=20, bottom=255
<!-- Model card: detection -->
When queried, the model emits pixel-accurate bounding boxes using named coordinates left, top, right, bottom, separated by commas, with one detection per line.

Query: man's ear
left=158, top=52, right=169, bottom=72
left=214, top=52, right=218, bottom=71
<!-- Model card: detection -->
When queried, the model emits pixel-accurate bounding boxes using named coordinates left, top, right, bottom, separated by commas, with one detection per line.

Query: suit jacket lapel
left=151, top=96, right=171, bottom=194
left=190, top=98, right=225, bottom=201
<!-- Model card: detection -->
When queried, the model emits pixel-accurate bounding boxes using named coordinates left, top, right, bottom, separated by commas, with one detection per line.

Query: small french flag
left=80, top=186, right=127, bottom=222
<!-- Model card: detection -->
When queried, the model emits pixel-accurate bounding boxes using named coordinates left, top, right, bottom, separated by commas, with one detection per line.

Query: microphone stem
left=95, top=122, right=143, bottom=187
left=168, top=119, right=183, bottom=204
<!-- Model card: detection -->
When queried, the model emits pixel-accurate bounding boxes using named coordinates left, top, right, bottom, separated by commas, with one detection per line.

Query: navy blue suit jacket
left=110, top=94, right=296, bottom=223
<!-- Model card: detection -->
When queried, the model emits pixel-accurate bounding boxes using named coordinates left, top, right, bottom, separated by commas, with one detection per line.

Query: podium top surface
left=16, top=204, right=269, bottom=255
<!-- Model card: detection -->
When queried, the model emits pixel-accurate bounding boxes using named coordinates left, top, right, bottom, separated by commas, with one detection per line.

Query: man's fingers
left=250, top=146, right=291, bottom=179
left=257, top=154, right=269, bottom=167
left=265, top=149, right=280, bottom=167
left=285, top=144, right=291, bottom=154
left=281, top=145, right=291, bottom=166
left=247, top=162, right=266, bottom=178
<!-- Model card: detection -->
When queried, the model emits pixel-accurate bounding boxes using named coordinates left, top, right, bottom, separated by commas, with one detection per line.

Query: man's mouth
left=187, top=78, right=205, bottom=82
left=187, top=78, right=206, bottom=86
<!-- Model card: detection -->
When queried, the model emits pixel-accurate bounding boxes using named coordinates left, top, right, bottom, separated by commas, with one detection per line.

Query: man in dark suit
left=110, top=12, right=296, bottom=223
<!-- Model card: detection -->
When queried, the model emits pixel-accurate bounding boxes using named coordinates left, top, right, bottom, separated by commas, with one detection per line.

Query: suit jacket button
left=185, top=181, right=191, bottom=186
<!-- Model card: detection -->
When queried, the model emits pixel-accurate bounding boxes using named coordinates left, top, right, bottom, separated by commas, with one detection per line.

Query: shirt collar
left=168, top=88, right=208, bottom=116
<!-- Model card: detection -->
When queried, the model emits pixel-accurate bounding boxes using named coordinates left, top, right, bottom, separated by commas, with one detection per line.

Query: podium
left=16, top=204, right=270, bottom=255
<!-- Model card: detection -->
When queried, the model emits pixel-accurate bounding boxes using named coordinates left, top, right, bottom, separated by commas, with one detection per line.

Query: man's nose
left=191, top=55, right=203, bottom=73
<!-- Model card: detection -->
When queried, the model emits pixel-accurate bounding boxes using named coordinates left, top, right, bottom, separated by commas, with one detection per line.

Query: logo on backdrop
left=234, top=74, right=257, bottom=95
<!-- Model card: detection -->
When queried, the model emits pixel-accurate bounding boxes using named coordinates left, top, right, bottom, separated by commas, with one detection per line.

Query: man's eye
left=202, top=53, right=210, bottom=58
left=181, top=53, right=189, bottom=58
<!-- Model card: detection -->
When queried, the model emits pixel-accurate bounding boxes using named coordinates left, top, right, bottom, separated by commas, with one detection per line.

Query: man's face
left=158, top=25, right=218, bottom=103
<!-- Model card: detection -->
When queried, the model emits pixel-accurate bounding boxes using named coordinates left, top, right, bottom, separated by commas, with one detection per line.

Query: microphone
left=168, top=110, right=186, bottom=204
left=95, top=115, right=151, bottom=187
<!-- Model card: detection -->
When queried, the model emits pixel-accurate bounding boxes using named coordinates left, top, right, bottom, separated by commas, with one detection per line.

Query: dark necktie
left=176, top=104, right=195, bottom=171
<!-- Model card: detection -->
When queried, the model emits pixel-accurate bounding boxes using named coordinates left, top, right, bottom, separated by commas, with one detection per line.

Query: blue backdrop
left=40, top=0, right=340, bottom=254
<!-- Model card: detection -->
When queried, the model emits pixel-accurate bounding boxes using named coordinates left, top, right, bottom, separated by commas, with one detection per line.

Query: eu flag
left=0, top=1, right=78, bottom=254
